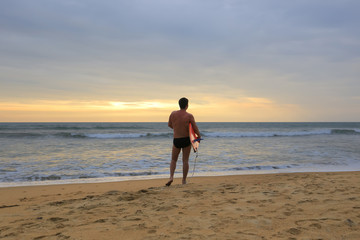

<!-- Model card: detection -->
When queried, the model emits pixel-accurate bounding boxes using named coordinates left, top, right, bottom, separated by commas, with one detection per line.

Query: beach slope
left=1, top=172, right=359, bottom=239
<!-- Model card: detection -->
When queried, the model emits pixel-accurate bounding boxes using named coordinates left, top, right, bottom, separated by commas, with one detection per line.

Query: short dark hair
left=179, top=97, right=188, bottom=109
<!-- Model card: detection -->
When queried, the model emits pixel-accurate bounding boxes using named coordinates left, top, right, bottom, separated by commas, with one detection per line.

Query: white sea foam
left=84, top=132, right=170, bottom=139
left=85, top=133, right=147, bottom=139
left=204, top=129, right=332, bottom=138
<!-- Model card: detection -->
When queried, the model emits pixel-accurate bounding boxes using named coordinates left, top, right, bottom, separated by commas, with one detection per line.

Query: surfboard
left=189, top=123, right=200, bottom=152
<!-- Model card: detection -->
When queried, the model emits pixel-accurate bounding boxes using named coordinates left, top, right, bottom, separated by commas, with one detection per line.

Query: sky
left=1, top=0, right=359, bottom=122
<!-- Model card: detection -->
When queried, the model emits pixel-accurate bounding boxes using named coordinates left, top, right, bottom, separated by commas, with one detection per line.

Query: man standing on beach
left=166, top=97, right=201, bottom=186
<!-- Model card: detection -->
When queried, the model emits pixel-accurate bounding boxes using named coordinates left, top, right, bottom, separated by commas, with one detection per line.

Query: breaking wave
left=204, top=129, right=360, bottom=138
left=0, top=132, right=172, bottom=139
left=1, top=128, right=359, bottom=140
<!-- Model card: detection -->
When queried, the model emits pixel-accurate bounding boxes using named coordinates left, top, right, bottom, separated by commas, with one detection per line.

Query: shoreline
left=1, top=166, right=359, bottom=188
left=1, top=171, right=359, bottom=239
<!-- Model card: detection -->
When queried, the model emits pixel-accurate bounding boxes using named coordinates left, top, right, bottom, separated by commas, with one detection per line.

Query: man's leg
left=182, top=145, right=191, bottom=184
left=166, top=145, right=181, bottom=186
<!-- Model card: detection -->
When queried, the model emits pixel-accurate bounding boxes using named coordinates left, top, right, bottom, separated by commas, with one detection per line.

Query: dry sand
left=0, top=172, right=359, bottom=239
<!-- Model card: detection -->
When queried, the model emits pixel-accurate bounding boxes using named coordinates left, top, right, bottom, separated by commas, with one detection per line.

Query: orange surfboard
left=189, top=123, right=200, bottom=152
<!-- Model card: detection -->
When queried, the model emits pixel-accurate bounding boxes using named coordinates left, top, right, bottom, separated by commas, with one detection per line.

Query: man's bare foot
left=182, top=180, right=187, bottom=185
left=165, top=179, right=173, bottom=187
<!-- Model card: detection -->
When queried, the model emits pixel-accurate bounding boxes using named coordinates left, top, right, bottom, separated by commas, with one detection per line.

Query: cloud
left=1, top=0, right=359, bottom=121
left=2, top=0, right=357, bottom=65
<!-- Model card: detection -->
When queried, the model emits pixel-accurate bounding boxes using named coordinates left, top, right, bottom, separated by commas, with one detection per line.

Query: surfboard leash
left=191, top=149, right=199, bottom=178
left=189, top=137, right=203, bottom=181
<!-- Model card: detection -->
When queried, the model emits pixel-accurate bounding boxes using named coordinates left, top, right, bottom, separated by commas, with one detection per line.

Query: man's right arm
left=168, top=112, right=173, bottom=129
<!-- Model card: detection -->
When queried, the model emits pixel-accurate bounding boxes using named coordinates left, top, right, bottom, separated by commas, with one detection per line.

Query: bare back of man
left=169, top=110, right=194, bottom=138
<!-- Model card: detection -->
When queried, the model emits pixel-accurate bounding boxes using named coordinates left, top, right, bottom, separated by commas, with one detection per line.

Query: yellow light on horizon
left=109, top=101, right=174, bottom=110
left=0, top=97, right=305, bottom=122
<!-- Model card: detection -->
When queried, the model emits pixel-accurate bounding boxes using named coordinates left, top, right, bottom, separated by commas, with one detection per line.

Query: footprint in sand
left=48, top=217, right=69, bottom=223
left=94, top=219, right=107, bottom=223
left=182, top=189, right=205, bottom=197
left=309, top=223, right=322, bottom=229
left=283, top=211, right=292, bottom=216
left=154, top=204, right=178, bottom=212
left=287, top=227, right=301, bottom=235
left=220, top=184, right=238, bottom=190
left=105, top=190, right=120, bottom=196
left=159, top=216, right=169, bottom=222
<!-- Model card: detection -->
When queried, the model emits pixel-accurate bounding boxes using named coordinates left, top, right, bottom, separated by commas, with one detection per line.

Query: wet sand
left=1, top=172, right=359, bottom=239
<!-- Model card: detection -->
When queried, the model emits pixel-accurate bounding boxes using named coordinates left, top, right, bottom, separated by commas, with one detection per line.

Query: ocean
left=0, top=122, right=359, bottom=187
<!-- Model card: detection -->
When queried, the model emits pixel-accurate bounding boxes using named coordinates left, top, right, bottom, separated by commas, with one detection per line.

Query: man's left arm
left=189, top=114, right=201, bottom=138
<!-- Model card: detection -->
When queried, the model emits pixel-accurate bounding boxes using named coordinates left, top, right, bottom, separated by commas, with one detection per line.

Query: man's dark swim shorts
left=173, top=137, right=191, bottom=149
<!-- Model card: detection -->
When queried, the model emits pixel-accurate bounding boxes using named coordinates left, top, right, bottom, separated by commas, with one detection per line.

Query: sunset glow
left=0, top=96, right=305, bottom=122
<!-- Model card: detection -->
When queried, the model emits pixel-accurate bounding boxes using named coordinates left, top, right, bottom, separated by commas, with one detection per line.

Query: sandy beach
left=0, top=172, right=359, bottom=239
